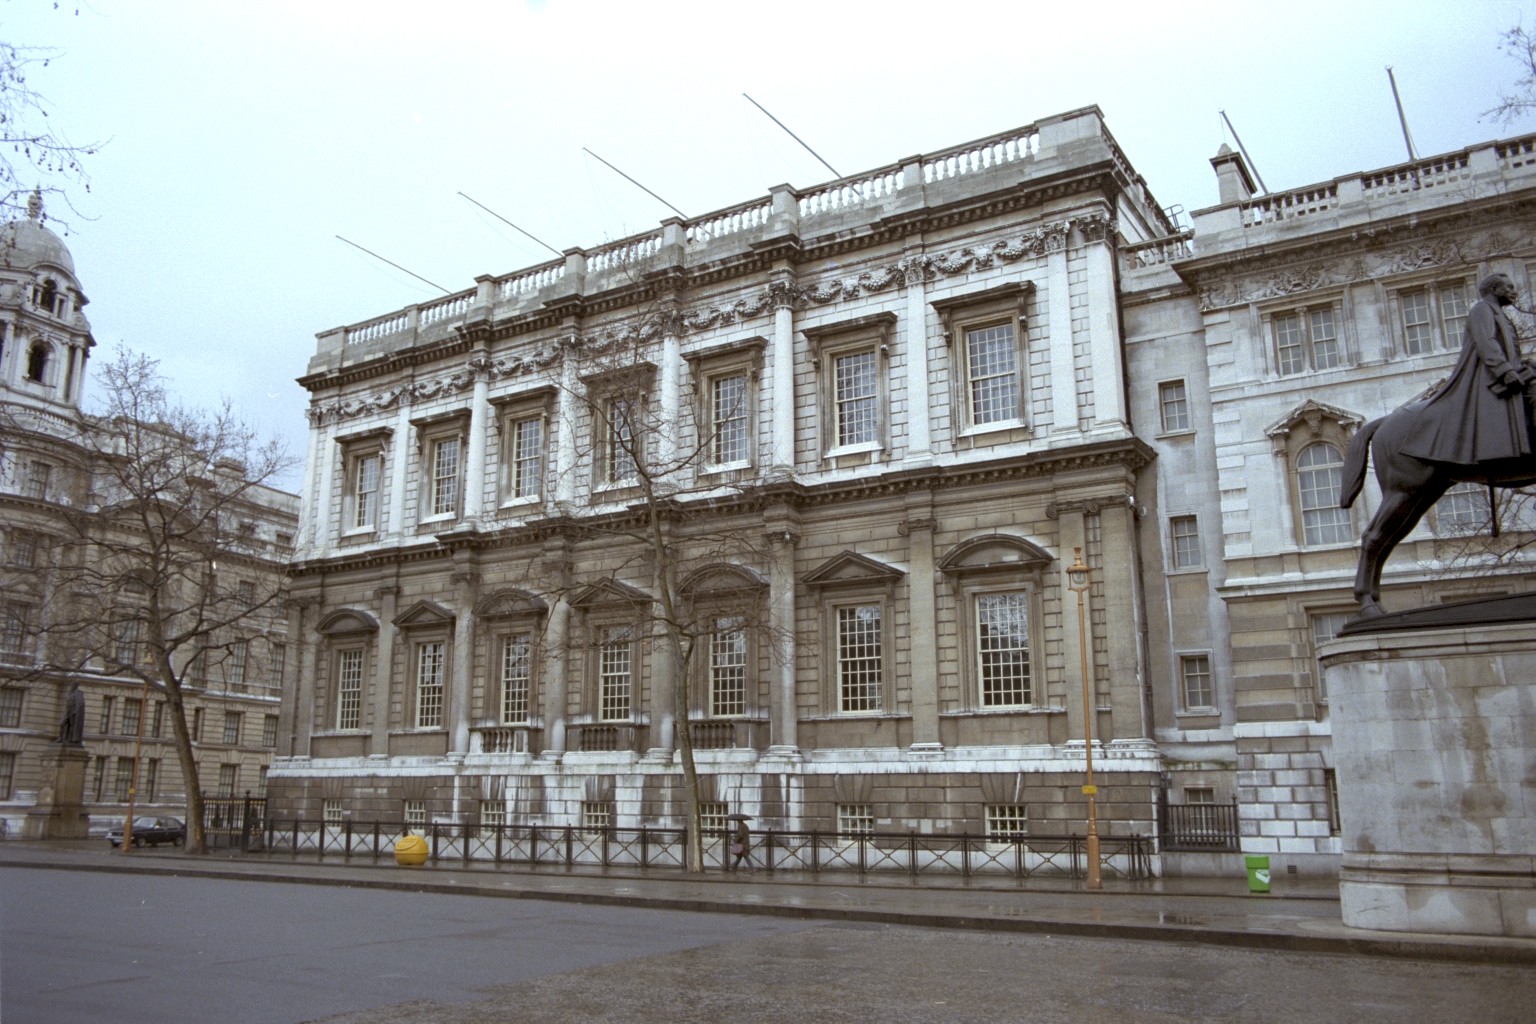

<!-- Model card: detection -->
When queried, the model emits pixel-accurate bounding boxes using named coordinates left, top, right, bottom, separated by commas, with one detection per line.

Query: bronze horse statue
left=1339, top=398, right=1536, bottom=618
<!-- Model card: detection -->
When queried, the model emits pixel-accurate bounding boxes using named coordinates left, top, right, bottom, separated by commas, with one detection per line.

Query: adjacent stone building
left=0, top=196, right=299, bottom=838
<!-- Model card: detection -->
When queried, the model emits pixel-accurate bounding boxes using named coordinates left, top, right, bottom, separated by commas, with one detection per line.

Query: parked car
left=107, top=816, right=186, bottom=848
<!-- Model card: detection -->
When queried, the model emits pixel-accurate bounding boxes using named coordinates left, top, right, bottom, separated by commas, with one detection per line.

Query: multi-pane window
left=99, top=696, right=115, bottom=734
left=270, top=643, right=287, bottom=688
left=262, top=714, right=279, bottom=747
left=507, top=415, right=544, bottom=499
left=218, top=763, right=238, bottom=798
left=430, top=436, right=461, bottom=517
left=323, top=800, right=344, bottom=826
left=836, top=604, right=883, bottom=713
left=0, top=602, right=33, bottom=663
left=192, top=707, right=203, bottom=743
left=1324, top=768, right=1342, bottom=835
left=1297, top=443, right=1353, bottom=545
left=1159, top=380, right=1190, bottom=433
left=0, top=751, right=12, bottom=799
left=1170, top=515, right=1202, bottom=570
left=604, top=395, right=640, bottom=483
left=598, top=627, right=632, bottom=721
left=499, top=633, right=532, bottom=725
left=403, top=800, right=426, bottom=828
left=351, top=452, right=381, bottom=530
left=1435, top=480, right=1488, bottom=534
left=1400, top=281, right=1471, bottom=354
left=976, top=592, right=1030, bottom=707
left=965, top=322, right=1021, bottom=426
left=0, top=687, right=21, bottom=728
left=836, top=804, right=874, bottom=837
left=122, top=698, right=142, bottom=738
left=23, top=460, right=50, bottom=500
left=143, top=759, right=159, bottom=802
left=91, top=756, right=105, bottom=800
left=1273, top=307, right=1340, bottom=374
left=708, top=618, right=747, bottom=717
left=112, top=617, right=142, bottom=668
left=1310, top=611, right=1351, bottom=702
left=709, top=372, right=751, bottom=465
left=415, top=641, right=446, bottom=729
left=114, top=758, right=134, bottom=802
left=581, top=800, right=612, bottom=834
left=985, top=804, right=1028, bottom=839
left=336, top=648, right=363, bottom=730
left=1180, top=654, right=1215, bottom=710
left=9, top=530, right=37, bottom=568
left=229, top=639, right=249, bottom=684
left=1183, top=786, right=1221, bottom=837
left=222, top=712, right=242, bottom=746
left=151, top=701, right=164, bottom=738
left=480, top=800, right=506, bottom=828
left=833, top=350, right=879, bottom=447
left=700, top=801, right=729, bottom=835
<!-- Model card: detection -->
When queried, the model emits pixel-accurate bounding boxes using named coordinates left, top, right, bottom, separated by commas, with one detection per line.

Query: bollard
left=395, top=833, right=429, bottom=867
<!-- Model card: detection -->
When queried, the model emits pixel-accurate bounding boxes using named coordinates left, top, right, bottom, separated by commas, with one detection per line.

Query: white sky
left=8, top=0, right=1536, bottom=490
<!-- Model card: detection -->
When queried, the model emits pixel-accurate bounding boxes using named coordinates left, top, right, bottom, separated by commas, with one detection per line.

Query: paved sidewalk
left=2, top=839, right=1532, bottom=964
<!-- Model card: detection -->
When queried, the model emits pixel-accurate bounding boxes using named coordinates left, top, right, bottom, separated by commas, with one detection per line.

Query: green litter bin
left=1245, top=854, right=1271, bottom=894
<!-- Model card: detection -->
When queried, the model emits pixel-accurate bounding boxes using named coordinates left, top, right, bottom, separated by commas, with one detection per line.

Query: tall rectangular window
left=1180, top=654, right=1214, bottom=710
left=709, top=373, right=750, bottom=465
left=0, top=751, right=13, bottom=799
left=833, top=350, right=879, bottom=447
left=1324, top=768, right=1342, bottom=835
left=508, top=415, right=544, bottom=499
left=1298, top=443, right=1353, bottom=546
left=598, top=627, right=632, bottom=721
left=430, top=436, right=461, bottom=517
left=112, top=617, right=142, bottom=668
left=1310, top=611, right=1351, bottom=702
left=1309, top=308, right=1340, bottom=369
left=0, top=602, right=33, bottom=663
left=323, top=799, right=344, bottom=826
left=836, top=604, right=883, bottom=713
left=1400, top=281, right=1472, bottom=354
left=351, top=452, right=381, bottom=530
left=976, top=591, right=1030, bottom=707
left=0, top=687, right=21, bottom=728
left=604, top=395, right=639, bottom=483
left=192, top=707, right=203, bottom=743
left=1170, top=515, right=1202, bottom=570
left=151, top=701, right=164, bottom=738
left=114, top=758, right=134, bottom=802
left=499, top=632, right=532, bottom=725
left=222, top=712, right=242, bottom=745
left=99, top=696, right=115, bottom=735
left=144, top=759, right=159, bottom=802
left=708, top=618, right=746, bottom=717
left=965, top=322, right=1020, bottom=426
left=122, top=698, right=143, bottom=737
left=9, top=530, right=37, bottom=568
left=415, top=641, right=445, bottom=729
left=218, top=764, right=238, bottom=797
left=23, top=461, right=50, bottom=500
left=229, top=639, right=249, bottom=684
left=1273, top=306, right=1341, bottom=374
left=336, top=649, right=363, bottom=729
left=1158, top=380, right=1190, bottom=433
left=262, top=714, right=279, bottom=747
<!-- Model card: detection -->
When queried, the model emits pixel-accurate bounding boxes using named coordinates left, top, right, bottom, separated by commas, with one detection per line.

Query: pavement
left=2, top=839, right=1532, bottom=965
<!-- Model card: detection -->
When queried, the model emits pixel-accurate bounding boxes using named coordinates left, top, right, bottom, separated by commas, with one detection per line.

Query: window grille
left=581, top=800, right=612, bottom=834
left=403, top=800, right=426, bottom=828
left=114, top=758, right=134, bottom=802
left=836, top=804, right=874, bottom=837
left=700, top=802, right=729, bottom=834
left=480, top=800, right=506, bottom=827
left=985, top=804, right=1028, bottom=839
left=323, top=800, right=344, bottom=826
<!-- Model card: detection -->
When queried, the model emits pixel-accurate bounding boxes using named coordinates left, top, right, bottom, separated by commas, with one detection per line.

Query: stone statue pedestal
left=1322, top=615, right=1536, bottom=938
left=22, top=745, right=91, bottom=840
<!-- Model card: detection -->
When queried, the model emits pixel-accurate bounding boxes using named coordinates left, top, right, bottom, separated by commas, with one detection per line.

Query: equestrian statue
left=1340, top=272, right=1536, bottom=619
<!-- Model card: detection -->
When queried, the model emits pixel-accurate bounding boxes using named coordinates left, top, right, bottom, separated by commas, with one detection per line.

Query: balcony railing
left=1158, top=800, right=1240, bottom=852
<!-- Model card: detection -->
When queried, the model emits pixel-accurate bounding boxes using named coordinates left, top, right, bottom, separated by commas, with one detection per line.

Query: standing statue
left=56, top=682, right=85, bottom=746
left=1341, top=273, right=1536, bottom=619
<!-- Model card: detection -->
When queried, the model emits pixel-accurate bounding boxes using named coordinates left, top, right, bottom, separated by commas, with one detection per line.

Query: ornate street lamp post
left=1066, top=547, right=1101, bottom=891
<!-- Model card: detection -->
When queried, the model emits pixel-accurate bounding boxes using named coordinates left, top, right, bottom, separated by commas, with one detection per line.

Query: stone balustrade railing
left=1122, top=233, right=1195, bottom=271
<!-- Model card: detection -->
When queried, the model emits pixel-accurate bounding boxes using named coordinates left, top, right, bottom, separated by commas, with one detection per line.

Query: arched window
left=25, top=342, right=50, bottom=384
left=1297, top=443, right=1353, bottom=545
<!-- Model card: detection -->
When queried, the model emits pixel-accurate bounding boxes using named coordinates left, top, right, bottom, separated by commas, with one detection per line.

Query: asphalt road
left=2, top=867, right=1530, bottom=1024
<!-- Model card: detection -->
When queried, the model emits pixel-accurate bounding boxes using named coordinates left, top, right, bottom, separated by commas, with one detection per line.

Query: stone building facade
left=0, top=196, right=299, bottom=838
left=273, top=107, right=1176, bottom=845
left=1122, top=133, right=1536, bottom=875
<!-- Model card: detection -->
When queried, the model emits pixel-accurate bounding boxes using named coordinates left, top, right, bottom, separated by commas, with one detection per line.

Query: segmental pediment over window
left=315, top=609, right=379, bottom=638
left=936, top=535, right=1053, bottom=579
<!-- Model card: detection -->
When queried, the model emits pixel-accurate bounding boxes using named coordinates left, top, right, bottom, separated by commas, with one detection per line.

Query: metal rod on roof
left=1386, top=66, right=1419, bottom=163
left=1218, top=110, right=1268, bottom=195
left=335, top=235, right=450, bottom=294
left=581, top=148, right=688, bottom=220
left=457, top=192, right=564, bottom=257
left=742, top=92, right=842, bottom=180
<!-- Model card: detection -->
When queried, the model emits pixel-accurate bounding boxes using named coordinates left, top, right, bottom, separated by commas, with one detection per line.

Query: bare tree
left=1485, top=24, right=1536, bottom=127
left=6, top=349, right=294, bottom=853
left=0, top=36, right=99, bottom=230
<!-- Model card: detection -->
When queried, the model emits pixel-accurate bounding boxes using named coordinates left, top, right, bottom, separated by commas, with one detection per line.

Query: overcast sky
left=9, top=0, right=1535, bottom=491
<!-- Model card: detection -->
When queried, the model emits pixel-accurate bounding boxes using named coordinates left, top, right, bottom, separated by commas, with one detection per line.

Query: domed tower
left=0, top=190, right=94, bottom=417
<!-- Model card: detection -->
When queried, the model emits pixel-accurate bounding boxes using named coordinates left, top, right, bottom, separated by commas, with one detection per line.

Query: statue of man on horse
left=1341, top=272, right=1536, bottom=619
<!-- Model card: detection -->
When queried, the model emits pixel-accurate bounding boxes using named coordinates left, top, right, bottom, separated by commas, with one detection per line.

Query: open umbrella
left=725, top=812, right=752, bottom=820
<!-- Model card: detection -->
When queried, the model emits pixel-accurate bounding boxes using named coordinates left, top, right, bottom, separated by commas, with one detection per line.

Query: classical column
left=462, top=359, right=490, bottom=520
left=1079, top=214, right=1130, bottom=432
left=1049, top=503, right=1094, bottom=744
left=1095, top=495, right=1144, bottom=740
left=448, top=564, right=479, bottom=757
left=555, top=348, right=579, bottom=506
left=764, top=515, right=800, bottom=757
left=387, top=399, right=412, bottom=535
left=541, top=596, right=570, bottom=757
left=1044, top=222, right=1078, bottom=438
left=286, top=597, right=319, bottom=758
left=371, top=586, right=399, bottom=757
left=902, top=497, right=940, bottom=750
left=901, top=256, right=933, bottom=466
left=296, top=411, right=325, bottom=554
left=657, top=307, right=681, bottom=470
left=768, top=276, right=797, bottom=476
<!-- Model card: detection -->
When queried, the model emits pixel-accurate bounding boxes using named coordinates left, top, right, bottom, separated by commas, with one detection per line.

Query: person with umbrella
left=727, top=812, right=754, bottom=873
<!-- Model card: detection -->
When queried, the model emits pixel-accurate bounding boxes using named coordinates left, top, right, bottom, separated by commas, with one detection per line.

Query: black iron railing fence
left=202, top=794, right=267, bottom=851
left=1158, top=801, right=1241, bottom=852
left=262, top=819, right=1155, bottom=881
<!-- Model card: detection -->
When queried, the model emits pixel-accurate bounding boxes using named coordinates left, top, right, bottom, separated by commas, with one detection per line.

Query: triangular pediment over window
left=937, top=535, right=1053, bottom=577
left=803, top=551, right=905, bottom=590
left=474, top=588, right=548, bottom=619
left=1265, top=400, right=1362, bottom=442
left=393, top=600, right=456, bottom=630
left=316, top=609, right=379, bottom=638
left=570, top=578, right=652, bottom=609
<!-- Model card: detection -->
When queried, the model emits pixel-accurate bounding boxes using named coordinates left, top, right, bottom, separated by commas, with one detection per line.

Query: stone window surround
left=1177, top=650, right=1216, bottom=713
left=1266, top=402, right=1360, bottom=550
left=1256, top=291, right=1348, bottom=377
left=804, top=313, right=896, bottom=464
left=579, top=361, right=656, bottom=494
left=335, top=426, right=391, bottom=539
left=937, top=535, right=1051, bottom=713
left=490, top=385, right=556, bottom=509
left=1386, top=271, right=1474, bottom=356
left=932, top=282, right=1033, bottom=440
left=410, top=411, right=470, bottom=526
left=314, top=608, right=379, bottom=735
left=683, top=337, right=765, bottom=475
left=1156, top=378, right=1192, bottom=435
